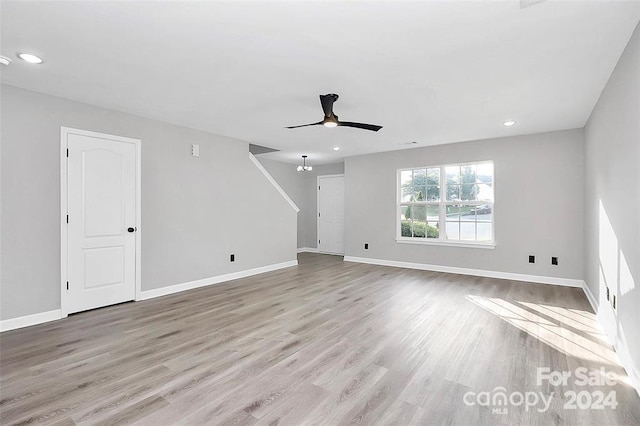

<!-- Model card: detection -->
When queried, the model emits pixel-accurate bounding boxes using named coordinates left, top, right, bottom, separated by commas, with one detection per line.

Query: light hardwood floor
left=1, top=253, right=639, bottom=425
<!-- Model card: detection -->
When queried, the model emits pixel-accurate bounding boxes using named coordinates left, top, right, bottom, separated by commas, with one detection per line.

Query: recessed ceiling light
left=17, top=53, right=43, bottom=64
left=332, top=147, right=340, bottom=151
left=0, top=56, right=11, bottom=66
left=503, top=120, right=517, bottom=127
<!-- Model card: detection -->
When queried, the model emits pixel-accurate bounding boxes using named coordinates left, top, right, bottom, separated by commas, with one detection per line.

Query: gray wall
left=1, top=84, right=297, bottom=320
left=584, top=24, right=639, bottom=378
left=259, top=158, right=344, bottom=250
left=344, top=129, right=584, bottom=279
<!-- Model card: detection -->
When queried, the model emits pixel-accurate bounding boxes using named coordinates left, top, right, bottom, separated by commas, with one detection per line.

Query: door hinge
left=318, top=212, right=320, bottom=217
left=66, top=148, right=69, bottom=158
left=66, top=215, right=69, bottom=223
left=66, top=281, right=69, bottom=290
left=318, top=185, right=320, bottom=190
left=318, top=239, right=320, bottom=244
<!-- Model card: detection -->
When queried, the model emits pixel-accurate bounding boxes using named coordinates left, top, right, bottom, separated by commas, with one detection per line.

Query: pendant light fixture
left=296, top=155, right=313, bottom=172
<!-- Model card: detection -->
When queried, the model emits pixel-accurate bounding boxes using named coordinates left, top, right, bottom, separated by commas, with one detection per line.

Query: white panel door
left=66, top=132, right=137, bottom=314
left=318, top=175, right=345, bottom=255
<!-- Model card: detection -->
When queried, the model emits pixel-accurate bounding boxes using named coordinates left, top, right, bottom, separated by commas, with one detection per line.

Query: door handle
left=127, top=227, right=137, bottom=233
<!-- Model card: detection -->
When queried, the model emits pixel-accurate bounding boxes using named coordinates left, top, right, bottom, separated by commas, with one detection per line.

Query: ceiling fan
left=286, top=94, right=382, bottom=132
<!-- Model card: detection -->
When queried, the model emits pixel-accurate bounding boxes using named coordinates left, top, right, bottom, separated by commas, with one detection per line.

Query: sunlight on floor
left=465, top=295, right=624, bottom=370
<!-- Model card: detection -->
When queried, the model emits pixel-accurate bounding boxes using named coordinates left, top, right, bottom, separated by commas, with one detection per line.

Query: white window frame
left=396, top=160, right=495, bottom=249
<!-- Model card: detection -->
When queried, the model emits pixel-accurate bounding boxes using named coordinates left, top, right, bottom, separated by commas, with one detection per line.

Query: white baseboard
left=297, top=247, right=319, bottom=253
left=0, top=309, right=62, bottom=332
left=139, top=260, right=298, bottom=301
left=343, top=256, right=584, bottom=287
left=581, top=281, right=598, bottom=313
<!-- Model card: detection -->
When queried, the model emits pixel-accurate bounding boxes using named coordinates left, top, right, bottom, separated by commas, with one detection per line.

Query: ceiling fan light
left=306, top=166, right=312, bottom=171
left=17, top=52, right=44, bottom=64
left=323, top=121, right=338, bottom=128
left=297, top=166, right=303, bottom=172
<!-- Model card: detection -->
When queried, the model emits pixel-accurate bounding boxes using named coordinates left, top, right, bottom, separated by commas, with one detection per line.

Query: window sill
left=395, top=238, right=495, bottom=249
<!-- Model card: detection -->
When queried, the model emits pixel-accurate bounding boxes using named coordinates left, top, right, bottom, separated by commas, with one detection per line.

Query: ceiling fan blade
left=319, top=94, right=339, bottom=117
left=285, top=121, right=323, bottom=129
left=338, top=121, right=383, bottom=132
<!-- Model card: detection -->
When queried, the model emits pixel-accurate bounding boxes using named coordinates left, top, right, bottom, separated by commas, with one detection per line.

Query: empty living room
left=1, top=1, right=639, bottom=425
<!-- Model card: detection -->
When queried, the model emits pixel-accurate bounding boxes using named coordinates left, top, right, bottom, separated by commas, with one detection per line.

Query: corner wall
left=0, top=84, right=297, bottom=321
left=584, top=23, right=640, bottom=389
left=344, top=129, right=584, bottom=280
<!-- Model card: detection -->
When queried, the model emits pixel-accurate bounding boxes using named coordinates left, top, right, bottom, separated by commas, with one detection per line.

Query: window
left=398, top=161, right=494, bottom=246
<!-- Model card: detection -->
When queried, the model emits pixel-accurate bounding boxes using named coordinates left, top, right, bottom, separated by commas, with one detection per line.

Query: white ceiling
left=1, top=1, right=638, bottom=164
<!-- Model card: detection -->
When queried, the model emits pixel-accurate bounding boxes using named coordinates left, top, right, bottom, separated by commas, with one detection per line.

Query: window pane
left=477, top=223, right=492, bottom=242
left=401, top=171, right=413, bottom=202
left=400, top=206, right=411, bottom=237
left=461, top=165, right=476, bottom=185
left=446, top=166, right=460, bottom=185
left=426, top=185, right=440, bottom=201
left=460, top=222, right=475, bottom=241
left=477, top=182, right=493, bottom=202
left=477, top=163, right=493, bottom=183
left=427, top=205, right=439, bottom=221
left=412, top=220, right=426, bottom=238
left=460, top=205, right=476, bottom=221
left=446, top=205, right=460, bottom=221
left=446, top=222, right=459, bottom=240
left=427, top=222, right=440, bottom=238
left=427, top=168, right=440, bottom=185
left=475, top=205, right=492, bottom=222
left=447, top=184, right=460, bottom=201
left=461, top=184, right=478, bottom=201
left=406, top=205, right=426, bottom=222
left=412, top=169, right=427, bottom=201
left=401, top=170, right=413, bottom=185
left=400, top=205, right=409, bottom=220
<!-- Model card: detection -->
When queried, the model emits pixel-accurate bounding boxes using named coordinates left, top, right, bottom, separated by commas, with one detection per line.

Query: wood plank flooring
left=1, top=253, right=639, bottom=425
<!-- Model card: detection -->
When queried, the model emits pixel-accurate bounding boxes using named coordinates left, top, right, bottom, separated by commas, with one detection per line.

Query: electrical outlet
left=551, top=256, right=558, bottom=266
left=230, top=254, right=235, bottom=262
left=529, top=255, right=535, bottom=263
left=364, top=243, right=369, bottom=249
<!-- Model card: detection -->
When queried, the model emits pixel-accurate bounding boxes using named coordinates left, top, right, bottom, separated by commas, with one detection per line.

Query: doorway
left=60, top=127, right=141, bottom=316
left=317, top=174, right=345, bottom=255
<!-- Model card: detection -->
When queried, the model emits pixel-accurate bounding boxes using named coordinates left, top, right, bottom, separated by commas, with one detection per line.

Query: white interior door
left=318, top=175, right=345, bottom=255
left=64, top=130, right=138, bottom=314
